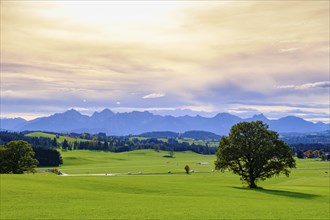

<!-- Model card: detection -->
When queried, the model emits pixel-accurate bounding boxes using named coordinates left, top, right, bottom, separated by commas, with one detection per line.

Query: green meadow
left=25, top=132, right=89, bottom=143
left=1, top=150, right=329, bottom=220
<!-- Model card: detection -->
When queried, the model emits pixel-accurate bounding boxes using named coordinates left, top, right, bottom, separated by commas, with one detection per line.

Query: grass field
left=1, top=150, right=329, bottom=219
left=25, top=131, right=90, bottom=143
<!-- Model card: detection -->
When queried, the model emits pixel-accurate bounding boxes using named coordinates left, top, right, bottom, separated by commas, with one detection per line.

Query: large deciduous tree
left=0, top=140, right=38, bottom=174
left=215, top=121, right=296, bottom=188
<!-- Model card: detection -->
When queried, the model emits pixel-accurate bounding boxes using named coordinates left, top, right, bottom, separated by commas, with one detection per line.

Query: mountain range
left=1, top=109, right=329, bottom=135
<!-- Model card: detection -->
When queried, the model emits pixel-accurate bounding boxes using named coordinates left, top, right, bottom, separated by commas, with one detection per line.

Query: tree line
left=0, top=132, right=63, bottom=169
left=0, top=131, right=57, bottom=148
left=1, top=131, right=329, bottom=159
left=54, top=136, right=217, bottom=154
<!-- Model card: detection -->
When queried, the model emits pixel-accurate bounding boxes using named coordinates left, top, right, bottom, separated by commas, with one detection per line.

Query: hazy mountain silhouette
left=0, top=109, right=328, bottom=135
left=0, top=117, right=27, bottom=131
left=18, top=109, right=90, bottom=132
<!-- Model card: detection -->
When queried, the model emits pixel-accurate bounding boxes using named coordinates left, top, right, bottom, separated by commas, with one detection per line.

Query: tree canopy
left=215, top=121, right=296, bottom=188
left=0, top=140, right=39, bottom=174
left=33, top=147, right=63, bottom=167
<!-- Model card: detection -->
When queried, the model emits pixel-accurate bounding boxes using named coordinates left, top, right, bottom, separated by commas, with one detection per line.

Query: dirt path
left=59, top=172, right=116, bottom=177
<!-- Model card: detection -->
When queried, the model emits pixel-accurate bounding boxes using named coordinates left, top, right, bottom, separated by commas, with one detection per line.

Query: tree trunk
left=249, top=179, right=257, bottom=188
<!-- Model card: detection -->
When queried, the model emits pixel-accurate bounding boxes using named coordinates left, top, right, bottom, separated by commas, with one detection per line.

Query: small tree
left=0, top=141, right=38, bottom=174
left=184, top=165, right=190, bottom=174
left=215, top=121, right=296, bottom=188
left=320, top=154, right=327, bottom=161
left=297, top=150, right=305, bottom=159
left=51, top=137, right=58, bottom=148
left=62, top=139, right=69, bottom=150
left=0, top=146, right=8, bottom=173
left=169, top=150, right=174, bottom=158
left=103, top=141, right=109, bottom=151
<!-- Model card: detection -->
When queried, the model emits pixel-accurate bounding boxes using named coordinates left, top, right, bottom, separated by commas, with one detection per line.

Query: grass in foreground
left=1, top=150, right=329, bottom=220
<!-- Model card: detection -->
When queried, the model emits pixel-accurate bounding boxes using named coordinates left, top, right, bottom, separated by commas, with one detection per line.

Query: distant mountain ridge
left=0, top=109, right=329, bottom=135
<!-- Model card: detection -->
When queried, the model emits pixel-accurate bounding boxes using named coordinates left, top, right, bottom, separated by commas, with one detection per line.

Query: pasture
left=25, top=131, right=89, bottom=143
left=1, top=150, right=329, bottom=219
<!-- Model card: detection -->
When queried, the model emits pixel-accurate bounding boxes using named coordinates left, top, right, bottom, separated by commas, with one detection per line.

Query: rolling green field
left=25, top=131, right=89, bottom=143
left=1, top=150, right=329, bottom=219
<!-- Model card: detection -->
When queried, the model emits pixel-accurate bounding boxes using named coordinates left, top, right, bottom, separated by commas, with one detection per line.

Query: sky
left=1, top=1, right=329, bottom=122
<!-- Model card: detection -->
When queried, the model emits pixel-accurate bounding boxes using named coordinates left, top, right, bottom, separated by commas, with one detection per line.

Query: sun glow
left=1, top=1, right=329, bottom=122
left=48, top=1, right=182, bottom=27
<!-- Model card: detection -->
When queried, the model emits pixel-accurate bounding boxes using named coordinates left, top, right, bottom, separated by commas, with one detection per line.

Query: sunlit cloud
left=142, top=93, right=166, bottom=99
left=278, top=48, right=300, bottom=53
left=1, top=1, right=329, bottom=123
left=277, top=81, right=330, bottom=90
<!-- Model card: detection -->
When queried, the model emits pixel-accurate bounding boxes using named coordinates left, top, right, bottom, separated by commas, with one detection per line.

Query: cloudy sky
left=1, top=1, right=329, bottom=122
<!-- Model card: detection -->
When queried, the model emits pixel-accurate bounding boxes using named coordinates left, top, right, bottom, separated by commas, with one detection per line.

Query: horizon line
left=1, top=108, right=329, bottom=124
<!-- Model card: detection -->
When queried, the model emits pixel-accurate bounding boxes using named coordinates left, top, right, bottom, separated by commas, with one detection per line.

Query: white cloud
left=226, top=103, right=330, bottom=123
left=142, top=93, right=166, bottom=99
left=278, top=48, right=300, bottom=53
left=277, top=81, right=330, bottom=90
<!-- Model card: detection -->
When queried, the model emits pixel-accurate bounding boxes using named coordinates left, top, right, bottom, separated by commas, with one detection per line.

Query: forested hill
left=0, top=131, right=219, bottom=155
left=140, top=131, right=220, bottom=140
